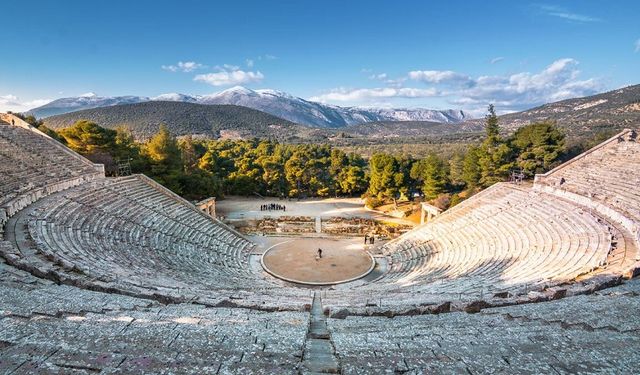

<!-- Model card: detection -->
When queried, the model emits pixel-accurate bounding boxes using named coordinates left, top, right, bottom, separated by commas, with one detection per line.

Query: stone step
left=303, top=339, right=340, bottom=373
left=302, top=292, right=341, bottom=373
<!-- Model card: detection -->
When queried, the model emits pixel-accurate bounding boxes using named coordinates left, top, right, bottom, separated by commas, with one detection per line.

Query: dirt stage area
left=261, top=238, right=375, bottom=285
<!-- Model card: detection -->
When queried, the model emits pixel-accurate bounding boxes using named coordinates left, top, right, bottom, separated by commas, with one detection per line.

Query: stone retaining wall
left=234, top=216, right=316, bottom=234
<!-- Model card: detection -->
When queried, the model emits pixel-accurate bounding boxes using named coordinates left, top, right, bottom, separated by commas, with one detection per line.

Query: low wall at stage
left=230, top=216, right=317, bottom=234
left=228, top=216, right=412, bottom=238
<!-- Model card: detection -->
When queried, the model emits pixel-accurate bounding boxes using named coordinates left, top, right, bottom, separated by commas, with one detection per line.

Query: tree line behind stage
left=13, top=106, right=607, bottom=210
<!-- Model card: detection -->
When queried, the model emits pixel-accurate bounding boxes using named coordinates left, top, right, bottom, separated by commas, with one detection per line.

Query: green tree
left=484, top=104, right=500, bottom=138
left=462, top=146, right=481, bottom=189
left=59, top=120, right=119, bottom=172
left=368, top=153, right=408, bottom=206
left=448, top=151, right=466, bottom=189
left=284, top=145, right=332, bottom=197
left=179, top=135, right=199, bottom=174
left=510, top=122, right=565, bottom=176
left=59, top=120, right=117, bottom=155
left=113, top=125, right=146, bottom=173
left=143, top=125, right=183, bottom=193
left=39, top=125, right=67, bottom=145
left=337, top=165, right=367, bottom=195
left=410, top=153, right=449, bottom=200
left=179, top=169, right=222, bottom=200
left=476, top=105, right=515, bottom=187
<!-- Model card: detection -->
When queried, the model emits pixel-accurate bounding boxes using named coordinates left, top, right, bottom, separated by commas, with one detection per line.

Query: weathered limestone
left=534, top=128, right=640, bottom=250
left=196, top=196, right=216, bottom=218
left=420, top=202, right=442, bottom=224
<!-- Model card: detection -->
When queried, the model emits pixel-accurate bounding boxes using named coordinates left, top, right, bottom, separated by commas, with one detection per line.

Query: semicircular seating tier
left=8, top=175, right=309, bottom=309
left=0, top=118, right=103, bottom=230
left=534, top=129, right=640, bottom=244
left=323, top=182, right=630, bottom=311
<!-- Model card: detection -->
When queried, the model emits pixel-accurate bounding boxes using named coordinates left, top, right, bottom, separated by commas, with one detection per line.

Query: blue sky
left=1, top=0, right=638, bottom=115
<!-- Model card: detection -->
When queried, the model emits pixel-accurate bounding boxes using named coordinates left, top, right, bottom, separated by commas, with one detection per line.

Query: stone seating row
left=534, top=130, right=640, bottom=242
left=14, top=175, right=310, bottom=309
left=0, top=123, right=103, bottom=233
left=324, top=184, right=615, bottom=309
left=327, top=282, right=640, bottom=374
left=0, top=255, right=308, bottom=374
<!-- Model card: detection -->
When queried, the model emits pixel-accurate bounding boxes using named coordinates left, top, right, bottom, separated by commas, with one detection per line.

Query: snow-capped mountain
left=29, top=93, right=150, bottom=118
left=28, top=87, right=470, bottom=127
left=198, top=86, right=470, bottom=127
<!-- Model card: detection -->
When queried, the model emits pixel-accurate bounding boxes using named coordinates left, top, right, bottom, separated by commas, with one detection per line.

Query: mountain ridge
left=41, top=101, right=325, bottom=141
left=29, top=86, right=471, bottom=128
left=462, top=84, right=640, bottom=137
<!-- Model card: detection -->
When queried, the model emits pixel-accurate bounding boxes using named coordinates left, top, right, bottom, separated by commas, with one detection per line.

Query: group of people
left=364, top=234, right=375, bottom=245
left=260, top=203, right=286, bottom=212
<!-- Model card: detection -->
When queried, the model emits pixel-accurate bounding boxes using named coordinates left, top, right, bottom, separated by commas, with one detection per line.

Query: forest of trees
left=14, top=105, right=593, bottom=210
left=364, top=105, right=567, bottom=209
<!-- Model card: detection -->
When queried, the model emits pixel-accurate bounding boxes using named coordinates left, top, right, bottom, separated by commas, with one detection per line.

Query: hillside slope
left=42, top=101, right=322, bottom=140
left=464, top=84, right=640, bottom=136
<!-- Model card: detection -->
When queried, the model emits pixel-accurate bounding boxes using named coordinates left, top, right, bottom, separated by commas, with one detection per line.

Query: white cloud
left=221, top=64, right=239, bottom=71
left=0, top=94, right=52, bottom=113
left=451, top=58, right=601, bottom=111
left=309, top=87, right=440, bottom=103
left=194, top=65, right=264, bottom=86
left=635, top=39, right=640, bottom=53
left=244, top=54, right=276, bottom=67
left=162, top=61, right=205, bottom=73
left=368, top=73, right=388, bottom=80
left=490, top=56, right=505, bottom=64
left=366, top=72, right=406, bottom=88
left=537, top=5, right=601, bottom=23
left=314, top=58, right=601, bottom=112
left=408, top=70, right=472, bottom=85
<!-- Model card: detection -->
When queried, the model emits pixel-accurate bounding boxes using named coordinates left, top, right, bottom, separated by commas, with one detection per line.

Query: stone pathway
left=301, top=291, right=340, bottom=373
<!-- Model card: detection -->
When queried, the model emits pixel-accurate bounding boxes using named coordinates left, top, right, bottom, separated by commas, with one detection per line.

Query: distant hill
left=42, top=101, right=324, bottom=141
left=464, top=84, right=640, bottom=137
left=30, top=86, right=471, bottom=128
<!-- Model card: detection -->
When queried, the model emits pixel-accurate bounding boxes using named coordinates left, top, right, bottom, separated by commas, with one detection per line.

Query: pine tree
left=510, top=122, right=565, bottom=176
left=144, top=125, right=183, bottom=193
left=179, top=135, right=198, bottom=174
left=484, top=104, right=500, bottom=138
left=448, top=152, right=466, bottom=188
left=410, top=153, right=449, bottom=200
left=462, top=146, right=481, bottom=189
left=477, top=105, right=515, bottom=187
